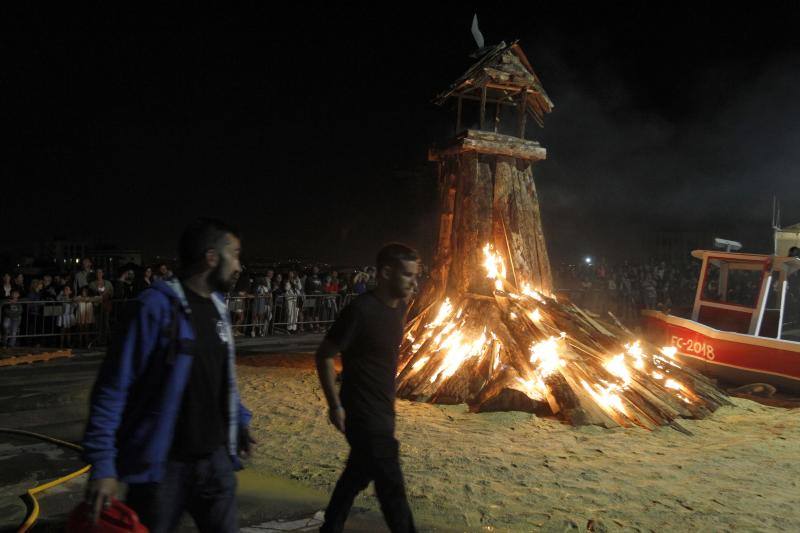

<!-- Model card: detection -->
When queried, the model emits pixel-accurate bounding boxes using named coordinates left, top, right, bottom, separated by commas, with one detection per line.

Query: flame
left=482, top=244, right=506, bottom=290
left=664, top=378, right=683, bottom=391
left=625, top=341, right=646, bottom=370
left=430, top=329, right=489, bottom=383
left=530, top=336, right=565, bottom=377
left=401, top=244, right=704, bottom=425
left=521, top=282, right=545, bottom=302
left=581, top=380, right=628, bottom=415
left=515, top=377, right=547, bottom=401
left=412, top=356, right=430, bottom=371
left=604, top=354, right=632, bottom=385
left=427, top=298, right=453, bottom=329
left=660, top=346, right=678, bottom=359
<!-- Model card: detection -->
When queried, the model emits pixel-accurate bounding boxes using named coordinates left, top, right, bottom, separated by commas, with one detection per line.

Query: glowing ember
left=528, top=308, right=542, bottom=322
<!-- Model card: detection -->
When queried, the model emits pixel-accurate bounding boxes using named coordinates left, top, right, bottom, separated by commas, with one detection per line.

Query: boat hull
left=642, top=310, right=800, bottom=394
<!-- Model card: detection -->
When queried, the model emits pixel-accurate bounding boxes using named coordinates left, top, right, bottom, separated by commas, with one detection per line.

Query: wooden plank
left=518, top=91, right=528, bottom=139
left=456, top=96, right=463, bottom=134
left=479, top=86, right=487, bottom=130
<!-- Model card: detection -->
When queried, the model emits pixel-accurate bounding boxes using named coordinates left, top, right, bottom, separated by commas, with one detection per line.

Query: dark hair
left=789, top=246, right=800, bottom=257
left=376, top=243, right=419, bottom=272
left=178, top=218, right=240, bottom=269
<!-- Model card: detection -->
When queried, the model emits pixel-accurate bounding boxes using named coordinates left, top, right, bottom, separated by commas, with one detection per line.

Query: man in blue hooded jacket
left=82, top=218, right=254, bottom=533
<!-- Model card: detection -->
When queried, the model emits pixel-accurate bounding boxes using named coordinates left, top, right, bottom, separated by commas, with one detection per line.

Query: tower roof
left=435, top=41, right=554, bottom=127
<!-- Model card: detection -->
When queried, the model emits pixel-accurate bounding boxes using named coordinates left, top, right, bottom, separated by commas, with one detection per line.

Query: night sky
left=4, top=4, right=800, bottom=266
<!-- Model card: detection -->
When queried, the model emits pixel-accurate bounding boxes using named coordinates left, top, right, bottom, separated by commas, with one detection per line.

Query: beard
left=209, top=260, right=237, bottom=293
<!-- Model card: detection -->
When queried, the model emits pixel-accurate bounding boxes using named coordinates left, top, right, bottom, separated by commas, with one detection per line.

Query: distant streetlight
left=584, top=256, right=593, bottom=265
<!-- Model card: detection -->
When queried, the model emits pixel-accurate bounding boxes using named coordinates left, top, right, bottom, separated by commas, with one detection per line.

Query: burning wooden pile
left=399, top=40, right=730, bottom=430
left=397, top=247, right=731, bottom=431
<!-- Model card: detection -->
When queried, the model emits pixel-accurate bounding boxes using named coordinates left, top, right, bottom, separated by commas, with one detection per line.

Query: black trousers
left=125, top=446, right=237, bottom=533
left=321, top=431, right=416, bottom=533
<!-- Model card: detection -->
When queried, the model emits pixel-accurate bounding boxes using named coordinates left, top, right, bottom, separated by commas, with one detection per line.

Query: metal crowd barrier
left=0, top=297, right=136, bottom=349
left=0, top=292, right=364, bottom=348
left=226, top=292, right=357, bottom=336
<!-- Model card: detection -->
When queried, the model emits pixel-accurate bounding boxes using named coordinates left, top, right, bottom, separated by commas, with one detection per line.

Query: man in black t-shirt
left=316, top=243, right=420, bottom=533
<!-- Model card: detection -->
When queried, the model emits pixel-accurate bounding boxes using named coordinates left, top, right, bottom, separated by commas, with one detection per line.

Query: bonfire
left=396, top=40, right=730, bottom=431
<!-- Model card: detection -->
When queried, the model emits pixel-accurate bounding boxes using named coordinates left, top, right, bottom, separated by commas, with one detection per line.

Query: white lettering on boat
left=671, top=335, right=716, bottom=360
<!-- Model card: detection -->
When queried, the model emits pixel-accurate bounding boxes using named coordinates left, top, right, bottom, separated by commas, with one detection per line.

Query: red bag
left=66, top=498, right=148, bottom=532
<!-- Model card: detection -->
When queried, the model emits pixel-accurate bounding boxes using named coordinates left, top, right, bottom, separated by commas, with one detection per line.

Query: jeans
left=321, top=431, right=416, bottom=533
left=125, top=446, right=237, bottom=533
left=3, top=317, right=20, bottom=347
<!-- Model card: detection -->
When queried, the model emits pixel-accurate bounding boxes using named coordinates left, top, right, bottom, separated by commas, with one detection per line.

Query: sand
left=237, top=357, right=800, bottom=532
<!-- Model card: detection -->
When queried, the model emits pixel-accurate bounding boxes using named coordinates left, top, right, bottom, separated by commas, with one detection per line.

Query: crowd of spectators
left=0, top=257, right=382, bottom=347
left=226, top=265, right=379, bottom=336
left=555, top=258, right=702, bottom=322
left=0, top=258, right=175, bottom=348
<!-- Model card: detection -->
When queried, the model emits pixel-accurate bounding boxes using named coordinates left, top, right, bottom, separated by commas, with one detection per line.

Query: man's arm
left=82, top=298, right=160, bottom=520
left=315, top=339, right=345, bottom=433
left=237, top=402, right=255, bottom=458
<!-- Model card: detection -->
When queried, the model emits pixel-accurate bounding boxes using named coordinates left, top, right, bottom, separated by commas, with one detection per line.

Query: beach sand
left=238, top=355, right=800, bottom=532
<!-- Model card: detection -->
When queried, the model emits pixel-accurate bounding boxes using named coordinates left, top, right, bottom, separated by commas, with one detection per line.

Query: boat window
left=781, top=271, right=800, bottom=341
left=701, top=262, right=762, bottom=308
left=759, top=276, right=781, bottom=338
left=701, top=263, right=723, bottom=301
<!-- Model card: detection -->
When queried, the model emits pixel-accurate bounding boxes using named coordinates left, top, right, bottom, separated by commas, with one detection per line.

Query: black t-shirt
left=325, top=292, right=405, bottom=434
left=170, top=286, right=228, bottom=459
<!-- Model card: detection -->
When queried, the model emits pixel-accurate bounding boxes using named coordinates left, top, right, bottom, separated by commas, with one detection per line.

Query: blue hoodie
left=82, top=278, right=252, bottom=483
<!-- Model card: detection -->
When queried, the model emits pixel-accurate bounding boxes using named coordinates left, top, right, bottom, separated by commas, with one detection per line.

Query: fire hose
left=0, top=428, right=91, bottom=533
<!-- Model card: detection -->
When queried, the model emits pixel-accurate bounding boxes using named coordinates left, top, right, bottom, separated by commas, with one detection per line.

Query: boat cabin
left=691, top=251, right=800, bottom=340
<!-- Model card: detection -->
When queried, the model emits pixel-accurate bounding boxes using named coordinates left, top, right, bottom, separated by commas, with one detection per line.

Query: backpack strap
left=166, top=297, right=181, bottom=364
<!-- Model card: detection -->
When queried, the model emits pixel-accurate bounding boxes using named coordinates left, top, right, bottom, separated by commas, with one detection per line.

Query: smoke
left=525, top=37, right=800, bottom=261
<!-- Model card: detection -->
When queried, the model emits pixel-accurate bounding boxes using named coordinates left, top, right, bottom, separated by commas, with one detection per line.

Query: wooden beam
left=518, top=91, right=528, bottom=138
left=456, top=96, right=463, bottom=135
left=479, top=86, right=487, bottom=130
left=458, top=94, right=518, bottom=106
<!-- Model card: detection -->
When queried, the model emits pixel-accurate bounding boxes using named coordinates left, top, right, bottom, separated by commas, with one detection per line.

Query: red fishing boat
left=642, top=250, right=800, bottom=393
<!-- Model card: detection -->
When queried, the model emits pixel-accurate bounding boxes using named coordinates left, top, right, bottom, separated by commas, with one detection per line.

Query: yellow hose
left=0, top=428, right=91, bottom=533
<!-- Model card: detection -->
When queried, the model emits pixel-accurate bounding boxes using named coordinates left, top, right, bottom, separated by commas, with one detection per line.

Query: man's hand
left=85, top=477, right=118, bottom=523
left=329, top=405, right=345, bottom=433
left=238, top=425, right=256, bottom=459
